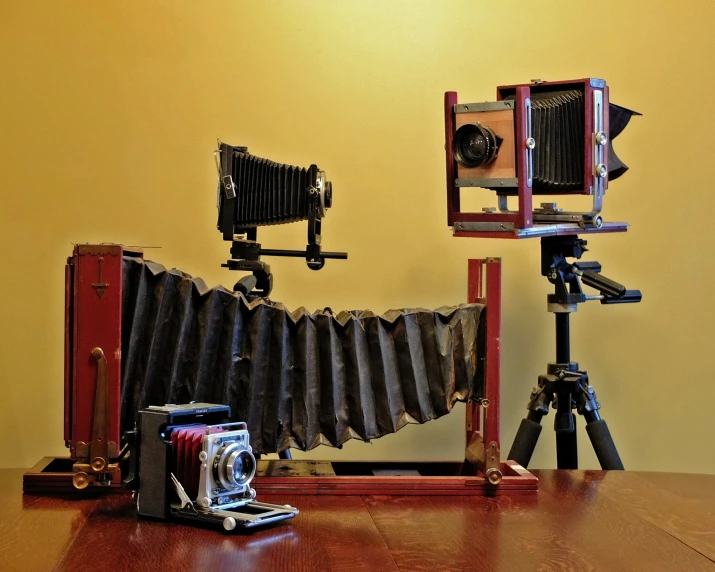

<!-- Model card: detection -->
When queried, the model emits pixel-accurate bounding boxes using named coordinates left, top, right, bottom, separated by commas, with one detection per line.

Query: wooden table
left=3, top=468, right=715, bottom=571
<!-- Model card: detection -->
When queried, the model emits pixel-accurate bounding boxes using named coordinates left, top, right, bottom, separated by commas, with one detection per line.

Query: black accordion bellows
left=513, top=89, right=638, bottom=194
left=232, top=151, right=318, bottom=228
left=120, top=255, right=485, bottom=454
left=531, top=89, right=586, bottom=194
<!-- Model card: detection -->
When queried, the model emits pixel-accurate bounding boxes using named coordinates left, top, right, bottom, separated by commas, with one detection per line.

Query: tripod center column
left=555, top=313, right=570, bottom=364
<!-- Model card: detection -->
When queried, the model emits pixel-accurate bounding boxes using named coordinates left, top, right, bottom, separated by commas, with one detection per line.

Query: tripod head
left=541, top=235, right=642, bottom=312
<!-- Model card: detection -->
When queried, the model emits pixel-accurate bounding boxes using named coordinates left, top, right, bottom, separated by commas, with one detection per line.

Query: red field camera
left=444, top=78, right=639, bottom=239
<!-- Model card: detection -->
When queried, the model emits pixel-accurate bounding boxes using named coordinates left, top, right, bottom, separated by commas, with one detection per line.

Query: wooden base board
left=23, top=457, right=123, bottom=495
left=255, top=460, right=537, bottom=496
left=24, top=457, right=538, bottom=496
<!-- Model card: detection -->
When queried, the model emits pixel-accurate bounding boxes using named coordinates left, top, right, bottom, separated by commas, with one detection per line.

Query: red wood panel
left=445, top=91, right=459, bottom=226
left=70, top=245, right=124, bottom=457
left=454, top=230, right=520, bottom=239
left=584, top=82, right=595, bottom=196
left=453, top=223, right=629, bottom=240
left=254, top=463, right=536, bottom=496
left=453, top=212, right=519, bottom=223
left=604, top=85, right=611, bottom=191
left=63, top=261, right=73, bottom=446
left=467, top=259, right=483, bottom=304
left=515, top=85, right=533, bottom=228
left=466, top=259, right=484, bottom=442
left=483, top=259, right=501, bottom=452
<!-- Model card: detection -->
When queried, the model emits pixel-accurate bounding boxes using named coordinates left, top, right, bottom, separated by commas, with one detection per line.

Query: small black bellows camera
left=128, top=403, right=298, bottom=531
left=214, top=141, right=347, bottom=297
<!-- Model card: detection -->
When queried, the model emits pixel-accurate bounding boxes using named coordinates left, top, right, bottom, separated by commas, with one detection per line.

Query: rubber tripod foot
left=508, top=418, right=542, bottom=469
left=586, top=419, right=624, bottom=470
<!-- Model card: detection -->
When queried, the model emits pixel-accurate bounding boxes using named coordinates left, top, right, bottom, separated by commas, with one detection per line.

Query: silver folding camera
left=131, top=403, right=297, bottom=531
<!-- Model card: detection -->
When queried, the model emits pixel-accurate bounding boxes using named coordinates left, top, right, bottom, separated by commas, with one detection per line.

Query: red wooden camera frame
left=445, top=79, right=621, bottom=240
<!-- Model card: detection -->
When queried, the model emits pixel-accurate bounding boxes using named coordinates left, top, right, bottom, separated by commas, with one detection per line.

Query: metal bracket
left=525, top=97, right=534, bottom=188
left=454, top=101, right=515, bottom=113
left=72, top=347, right=121, bottom=489
left=171, top=473, right=199, bottom=514
left=592, top=89, right=606, bottom=211
left=88, top=347, right=108, bottom=471
left=465, top=434, right=503, bottom=485
left=222, top=175, right=236, bottom=200
left=485, top=441, right=502, bottom=485
left=454, top=221, right=515, bottom=233
left=91, top=257, right=110, bottom=299
left=456, top=178, right=518, bottom=188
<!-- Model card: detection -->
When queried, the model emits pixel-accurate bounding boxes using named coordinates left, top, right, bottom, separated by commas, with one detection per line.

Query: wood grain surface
left=3, top=469, right=715, bottom=571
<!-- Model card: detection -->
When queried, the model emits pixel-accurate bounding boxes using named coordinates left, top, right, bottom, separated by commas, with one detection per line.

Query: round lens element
left=453, top=123, right=502, bottom=168
left=229, top=450, right=255, bottom=486
left=216, top=443, right=256, bottom=490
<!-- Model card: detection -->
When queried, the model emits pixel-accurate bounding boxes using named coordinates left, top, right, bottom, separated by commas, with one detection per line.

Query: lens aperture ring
left=214, top=442, right=255, bottom=490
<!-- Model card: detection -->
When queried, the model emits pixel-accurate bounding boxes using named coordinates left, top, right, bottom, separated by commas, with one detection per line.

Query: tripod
left=508, top=235, right=641, bottom=470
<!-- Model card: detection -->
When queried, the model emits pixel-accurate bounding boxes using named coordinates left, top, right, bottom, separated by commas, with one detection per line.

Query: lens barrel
left=215, top=442, right=256, bottom=490
left=453, top=123, right=501, bottom=168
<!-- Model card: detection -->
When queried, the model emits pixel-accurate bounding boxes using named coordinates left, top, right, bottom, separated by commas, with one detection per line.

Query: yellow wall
left=2, top=0, right=714, bottom=472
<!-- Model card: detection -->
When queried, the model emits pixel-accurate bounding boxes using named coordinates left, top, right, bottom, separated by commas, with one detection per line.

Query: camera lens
left=230, top=450, right=255, bottom=486
left=216, top=443, right=256, bottom=490
left=453, top=123, right=501, bottom=168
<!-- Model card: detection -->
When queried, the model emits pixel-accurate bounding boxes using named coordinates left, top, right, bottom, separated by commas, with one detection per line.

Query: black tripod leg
left=585, top=417, right=624, bottom=470
left=556, top=415, right=578, bottom=469
left=508, top=414, right=543, bottom=468
left=578, top=381, right=624, bottom=470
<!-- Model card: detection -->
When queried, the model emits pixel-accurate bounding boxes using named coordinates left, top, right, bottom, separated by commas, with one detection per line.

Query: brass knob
left=72, top=472, right=90, bottom=490
left=486, top=468, right=503, bottom=485
left=91, top=457, right=106, bottom=472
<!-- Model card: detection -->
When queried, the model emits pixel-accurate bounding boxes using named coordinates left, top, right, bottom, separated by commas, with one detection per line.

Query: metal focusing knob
left=525, top=137, right=536, bottom=150
left=72, top=471, right=90, bottom=490
left=595, top=131, right=608, bottom=146
left=485, top=468, right=503, bottom=485
left=595, top=164, right=607, bottom=178
left=91, top=457, right=106, bottom=472
left=315, top=170, right=330, bottom=218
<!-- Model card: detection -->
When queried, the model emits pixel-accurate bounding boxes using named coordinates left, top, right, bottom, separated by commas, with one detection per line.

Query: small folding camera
left=130, top=403, right=298, bottom=531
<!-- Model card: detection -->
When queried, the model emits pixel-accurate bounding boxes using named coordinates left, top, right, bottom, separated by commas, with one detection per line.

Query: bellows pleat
left=120, top=256, right=485, bottom=454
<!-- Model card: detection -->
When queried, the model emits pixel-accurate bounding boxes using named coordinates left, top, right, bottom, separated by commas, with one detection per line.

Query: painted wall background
left=1, top=0, right=713, bottom=472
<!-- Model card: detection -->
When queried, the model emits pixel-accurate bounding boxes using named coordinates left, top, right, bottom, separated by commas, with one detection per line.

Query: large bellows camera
left=130, top=403, right=298, bottom=531
left=451, top=78, right=638, bottom=194
left=445, top=78, right=640, bottom=235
